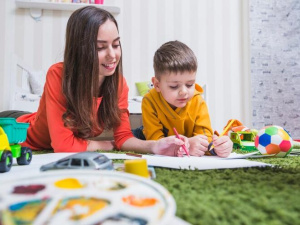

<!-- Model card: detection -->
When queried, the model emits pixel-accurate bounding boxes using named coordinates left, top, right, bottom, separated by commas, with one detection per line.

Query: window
left=94, top=156, right=108, bottom=164
left=56, top=159, right=69, bottom=167
left=70, top=158, right=81, bottom=166
left=83, top=160, right=89, bottom=167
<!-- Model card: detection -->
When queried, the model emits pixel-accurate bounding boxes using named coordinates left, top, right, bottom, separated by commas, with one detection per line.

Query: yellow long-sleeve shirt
left=142, top=84, right=213, bottom=141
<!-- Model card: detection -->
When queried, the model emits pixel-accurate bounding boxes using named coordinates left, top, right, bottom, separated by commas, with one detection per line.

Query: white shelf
left=15, top=0, right=120, bottom=20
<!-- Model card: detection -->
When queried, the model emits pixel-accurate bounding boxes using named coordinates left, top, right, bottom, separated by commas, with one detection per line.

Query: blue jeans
left=132, top=126, right=169, bottom=140
left=132, top=126, right=146, bottom=140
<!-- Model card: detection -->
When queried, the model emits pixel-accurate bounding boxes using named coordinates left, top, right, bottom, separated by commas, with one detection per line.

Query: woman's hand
left=188, top=135, right=209, bottom=156
left=152, top=135, right=189, bottom=157
left=212, top=135, right=233, bottom=157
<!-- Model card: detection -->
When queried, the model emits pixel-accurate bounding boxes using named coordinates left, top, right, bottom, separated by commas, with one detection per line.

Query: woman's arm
left=86, top=140, right=115, bottom=151
left=121, top=136, right=187, bottom=156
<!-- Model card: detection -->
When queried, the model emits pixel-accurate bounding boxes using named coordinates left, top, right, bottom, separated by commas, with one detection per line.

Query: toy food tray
left=0, top=170, right=176, bottom=225
left=0, top=118, right=29, bottom=144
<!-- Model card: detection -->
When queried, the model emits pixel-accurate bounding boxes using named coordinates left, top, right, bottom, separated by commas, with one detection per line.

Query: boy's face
left=152, top=71, right=196, bottom=109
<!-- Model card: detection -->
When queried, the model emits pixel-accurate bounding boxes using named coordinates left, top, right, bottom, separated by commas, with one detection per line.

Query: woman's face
left=96, top=20, right=121, bottom=79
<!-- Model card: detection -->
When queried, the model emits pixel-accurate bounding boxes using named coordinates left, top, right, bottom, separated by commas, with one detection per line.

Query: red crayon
left=173, top=127, right=190, bottom=157
left=126, top=153, right=142, bottom=158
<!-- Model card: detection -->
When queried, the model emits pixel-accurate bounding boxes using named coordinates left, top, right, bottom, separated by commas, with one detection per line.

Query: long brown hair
left=62, top=6, right=122, bottom=138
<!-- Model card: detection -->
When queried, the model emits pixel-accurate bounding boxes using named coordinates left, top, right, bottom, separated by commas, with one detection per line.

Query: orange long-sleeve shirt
left=17, top=62, right=134, bottom=152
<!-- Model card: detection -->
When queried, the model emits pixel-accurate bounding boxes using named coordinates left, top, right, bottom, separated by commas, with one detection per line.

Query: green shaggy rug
left=34, top=148, right=300, bottom=225
left=155, top=155, right=300, bottom=225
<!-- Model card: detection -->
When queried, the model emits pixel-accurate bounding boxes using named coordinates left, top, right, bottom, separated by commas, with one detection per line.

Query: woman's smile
left=102, top=62, right=116, bottom=71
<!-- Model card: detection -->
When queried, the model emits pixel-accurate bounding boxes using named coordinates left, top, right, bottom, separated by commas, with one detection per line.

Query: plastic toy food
left=40, top=152, right=113, bottom=171
left=254, top=125, right=293, bottom=157
left=0, top=118, right=32, bottom=173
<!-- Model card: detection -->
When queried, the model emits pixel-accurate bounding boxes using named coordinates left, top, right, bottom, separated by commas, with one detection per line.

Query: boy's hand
left=212, top=135, right=233, bottom=157
left=153, top=135, right=189, bottom=157
left=188, top=135, right=209, bottom=156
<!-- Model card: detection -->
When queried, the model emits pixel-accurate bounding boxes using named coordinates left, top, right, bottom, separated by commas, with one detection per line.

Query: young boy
left=135, top=41, right=232, bottom=157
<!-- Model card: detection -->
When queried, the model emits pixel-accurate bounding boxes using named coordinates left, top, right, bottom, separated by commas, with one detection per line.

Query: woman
left=2, top=6, right=186, bottom=156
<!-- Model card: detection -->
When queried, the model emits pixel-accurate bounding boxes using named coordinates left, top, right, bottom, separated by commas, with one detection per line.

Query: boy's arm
left=187, top=97, right=213, bottom=156
left=142, top=96, right=165, bottom=140
left=193, top=98, right=213, bottom=141
left=188, top=135, right=209, bottom=156
left=211, top=135, right=233, bottom=157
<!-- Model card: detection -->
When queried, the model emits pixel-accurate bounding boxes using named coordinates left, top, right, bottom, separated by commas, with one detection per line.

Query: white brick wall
left=250, top=0, right=300, bottom=139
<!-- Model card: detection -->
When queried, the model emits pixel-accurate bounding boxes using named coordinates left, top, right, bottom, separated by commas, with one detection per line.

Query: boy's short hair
left=153, top=40, right=197, bottom=79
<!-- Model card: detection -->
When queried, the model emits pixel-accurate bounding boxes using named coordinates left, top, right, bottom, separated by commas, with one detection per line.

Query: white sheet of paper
left=0, top=152, right=271, bottom=181
left=105, top=152, right=271, bottom=169
left=143, top=154, right=269, bottom=170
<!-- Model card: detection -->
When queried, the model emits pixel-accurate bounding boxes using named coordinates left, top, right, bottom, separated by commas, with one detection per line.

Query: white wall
left=0, top=0, right=251, bottom=132
left=119, top=0, right=251, bottom=132
left=0, top=1, right=16, bottom=111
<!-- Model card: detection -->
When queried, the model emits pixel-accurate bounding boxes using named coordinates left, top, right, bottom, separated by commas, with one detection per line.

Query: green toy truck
left=0, top=118, right=32, bottom=173
left=230, top=130, right=258, bottom=152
